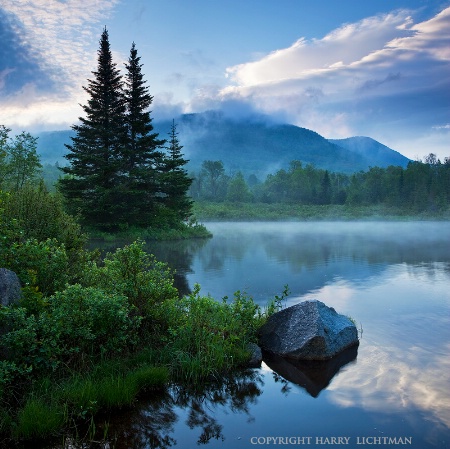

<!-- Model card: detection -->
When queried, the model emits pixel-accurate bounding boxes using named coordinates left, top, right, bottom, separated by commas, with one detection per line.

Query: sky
left=0, top=0, right=449, bottom=160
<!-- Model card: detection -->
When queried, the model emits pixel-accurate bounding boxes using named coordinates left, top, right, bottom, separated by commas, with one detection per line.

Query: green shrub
left=6, top=238, right=69, bottom=298
left=1, top=181, right=85, bottom=253
left=48, top=285, right=142, bottom=363
left=0, top=183, right=89, bottom=292
left=164, top=285, right=265, bottom=381
left=0, top=308, right=57, bottom=378
left=82, top=240, right=178, bottom=318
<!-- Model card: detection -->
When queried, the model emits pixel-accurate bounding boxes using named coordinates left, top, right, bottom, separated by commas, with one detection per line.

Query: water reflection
left=98, top=370, right=264, bottom=449
left=185, top=222, right=450, bottom=302
left=263, top=345, right=358, bottom=398
left=78, top=222, right=450, bottom=449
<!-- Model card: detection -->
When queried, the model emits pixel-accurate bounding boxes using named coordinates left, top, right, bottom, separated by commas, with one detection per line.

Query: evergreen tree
left=59, top=28, right=127, bottom=231
left=318, top=170, right=331, bottom=204
left=122, top=42, right=165, bottom=227
left=159, top=120, right=193, bottom=223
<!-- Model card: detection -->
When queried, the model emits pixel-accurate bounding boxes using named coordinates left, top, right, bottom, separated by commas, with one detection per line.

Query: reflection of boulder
left=247, top=343, right=263, bottom=368
left=263, top=344, right=358, bottom=397
left=258, top=300, right=359, bottom=360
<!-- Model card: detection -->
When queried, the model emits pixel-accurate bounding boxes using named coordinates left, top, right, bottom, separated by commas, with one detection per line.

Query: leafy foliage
left=0, top=126, right=42, bottom=191
left=48, top=285, right=141, bottom=363
left=81, top=240, right=178, bottom=323
left=162, top=284, right=269, bottom=382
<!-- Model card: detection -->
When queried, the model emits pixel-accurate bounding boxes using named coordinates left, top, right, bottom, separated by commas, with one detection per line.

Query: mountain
left=329, top=136, right=409, bottom=169
left=36, top=111, right=410, bottom=176
left=36, top=130, right=74, bottom=165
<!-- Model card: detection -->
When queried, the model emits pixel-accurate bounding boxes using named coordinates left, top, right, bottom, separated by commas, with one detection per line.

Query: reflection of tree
left=128, top=392, right=178, bottom=449
left=145, top=239, right=207, bottom=296
left=65, top=370, right=264, bottom=448
left=271, top=371, right=292, bottom=396
left=171, top=369, right=263, bottom=446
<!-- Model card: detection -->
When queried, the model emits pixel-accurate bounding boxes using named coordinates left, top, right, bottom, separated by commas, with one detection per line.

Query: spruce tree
left=159, top=120, right=193, bottom=224
left=123, top=42, right=165, bottom=227
left=59, top=28, right=127, bottom=231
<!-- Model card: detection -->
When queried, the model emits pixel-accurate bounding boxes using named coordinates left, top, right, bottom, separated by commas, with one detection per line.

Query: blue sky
left=0, top=0, right=449, bottom=160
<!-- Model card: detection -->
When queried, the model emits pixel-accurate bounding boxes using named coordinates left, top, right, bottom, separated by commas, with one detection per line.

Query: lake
left=92, top=221, right=450, bottom=448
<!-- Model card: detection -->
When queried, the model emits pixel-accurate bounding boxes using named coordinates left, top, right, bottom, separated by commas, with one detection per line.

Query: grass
left=193, top=201, right=450, bottom=221
left=13, top=398, right=65, bottom=440
left=3, top=357, right=169, bottom=442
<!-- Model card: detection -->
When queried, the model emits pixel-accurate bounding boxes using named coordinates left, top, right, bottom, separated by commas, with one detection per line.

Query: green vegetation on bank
left=0, top=185, right=276, bottom=444
left=193, top=202, right=450, bottom=221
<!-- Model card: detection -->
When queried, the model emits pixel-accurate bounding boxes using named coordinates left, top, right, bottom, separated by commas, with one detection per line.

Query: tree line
left=190, top=155, right=450, bottom=212
left=59, top=29, right=192, bottom=232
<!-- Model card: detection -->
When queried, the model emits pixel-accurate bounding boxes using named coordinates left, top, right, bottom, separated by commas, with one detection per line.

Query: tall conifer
left=159, top=120, right=193, bottom=223
left=59, top=28, right=127, bottom=230
left=122, top=42, right=165, bottom=227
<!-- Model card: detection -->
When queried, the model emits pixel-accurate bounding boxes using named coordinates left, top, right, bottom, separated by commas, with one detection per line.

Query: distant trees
left=227, top=171, right=252, bottom=202
left=0, top=125, right=42, bottom=190
left=59, top=29, right=192, bottom=231
left=191, top=160, right=228, bottom=201
left=189, top=154, right=450, bottom=213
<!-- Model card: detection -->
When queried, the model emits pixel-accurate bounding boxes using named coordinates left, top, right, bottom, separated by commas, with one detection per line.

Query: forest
left=190, top=154, right=450, bottom=215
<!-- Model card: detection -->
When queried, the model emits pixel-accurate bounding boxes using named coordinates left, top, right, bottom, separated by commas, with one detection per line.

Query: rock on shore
left=258, top=300, right=358, bottom=360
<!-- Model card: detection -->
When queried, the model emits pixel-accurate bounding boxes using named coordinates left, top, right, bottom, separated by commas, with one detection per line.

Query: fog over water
left=181, top=221, right=450, bottom=303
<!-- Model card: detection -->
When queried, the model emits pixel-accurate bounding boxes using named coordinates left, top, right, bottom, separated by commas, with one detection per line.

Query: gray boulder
left=258, top=300, right=358, bottom=360
left=0, top=268, right=22, bottom=307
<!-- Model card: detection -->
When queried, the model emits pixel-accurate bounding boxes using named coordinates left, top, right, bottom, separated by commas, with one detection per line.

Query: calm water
left=94, top=222, right=450, bottom=448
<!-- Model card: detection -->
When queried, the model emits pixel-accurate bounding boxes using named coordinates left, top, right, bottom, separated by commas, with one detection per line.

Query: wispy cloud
left=0, top=0, right=119, bottom=129
left=216, top=7, right=450, bottom=152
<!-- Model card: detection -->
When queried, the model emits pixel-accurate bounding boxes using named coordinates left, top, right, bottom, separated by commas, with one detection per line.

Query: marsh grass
left=13, top=398, right=65, bottom=439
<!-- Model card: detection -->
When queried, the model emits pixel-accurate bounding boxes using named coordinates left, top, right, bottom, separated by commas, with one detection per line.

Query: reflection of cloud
left=289, top=280, right=355, bottom=312
left=328, top=343, right=450, bottom=430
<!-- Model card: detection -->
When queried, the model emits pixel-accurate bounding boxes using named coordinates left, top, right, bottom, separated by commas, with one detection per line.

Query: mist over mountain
left=36, top=111, right=410, bottom=176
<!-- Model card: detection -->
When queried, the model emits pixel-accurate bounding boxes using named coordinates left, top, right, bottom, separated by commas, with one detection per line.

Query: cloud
left=0, top=0, right=119, bottom=129
left=217, top=7, right=450, bottom=157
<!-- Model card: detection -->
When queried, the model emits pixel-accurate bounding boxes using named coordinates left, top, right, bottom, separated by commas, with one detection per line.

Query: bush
left=47, top=285, right=142, bottom=364
left=82, top=240, right=178, bottom=319
left=1, top=181, right=86, bottom=253
left=0, top=308, right=56, bottom=378
left=5, top=238, right=69, bottom=299
left=164, top=285, right=265, bottom=381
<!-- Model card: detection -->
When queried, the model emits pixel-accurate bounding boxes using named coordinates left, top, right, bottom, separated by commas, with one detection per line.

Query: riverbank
left=0, top=240, right=273, bottom=445
left=193, top=202, right=450, bottom=221
left=86, top=219, right=212, bottom=242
